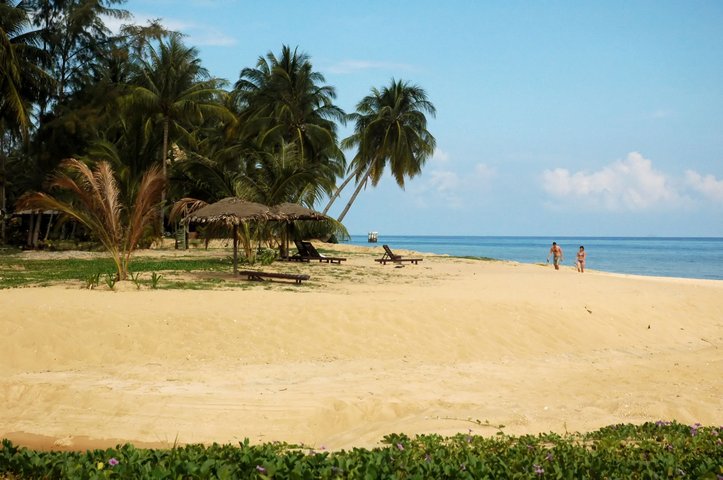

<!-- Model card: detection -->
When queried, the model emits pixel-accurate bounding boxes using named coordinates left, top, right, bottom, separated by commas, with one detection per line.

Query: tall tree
left=0, top=0, right=51, bottom=242
left=29, top=0, right=129, bottom=111
left=127, top=32, right=229, bottom=231
left=326, top=79, right=436, bottom=222
left=232, top=45, right=345, bottom=194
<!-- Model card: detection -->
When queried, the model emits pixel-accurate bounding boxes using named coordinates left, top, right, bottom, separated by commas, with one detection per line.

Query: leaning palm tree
left=127, top=32, right=229, bottom=231
left=324, top=79, right=436, bottom=222
left=17, top=158, right=165, bottom=280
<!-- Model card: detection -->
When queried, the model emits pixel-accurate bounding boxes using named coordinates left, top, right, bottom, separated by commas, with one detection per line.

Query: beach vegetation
left=150, top=271, right=162, bottom=289
left=1, top=2, right=434, bottom=249
left=1, top=422, right=720, bottom=479
left=103, top=271, right=117, bottom=290
left=125, top=32, right=231, bottom=230
left=0, top=254, right=230, bottom=289
left=16, top=159, right=165, bottom=281
left=324, top=79, right=437, bottom=222
left=84, top=272, right=101, bottom=290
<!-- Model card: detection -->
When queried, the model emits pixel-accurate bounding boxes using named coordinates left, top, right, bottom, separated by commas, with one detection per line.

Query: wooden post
left=232, top=224, right=238, bottom=274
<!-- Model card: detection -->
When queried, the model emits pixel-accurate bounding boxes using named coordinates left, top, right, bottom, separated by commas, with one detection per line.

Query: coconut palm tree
left=0, top=0, right=51, bottom=242
left=127, top=32, right=230, bottom=231
left=232, top=45, right=345, bottom=190
left=326, top=79, right=436, bottom=222
left=17, top=158, right=164, bottom=280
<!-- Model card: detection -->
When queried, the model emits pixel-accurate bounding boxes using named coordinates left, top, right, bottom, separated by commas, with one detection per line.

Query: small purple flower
left=545, top=451, right=554, bottom=461
left=690, top=423, right=702, bottom=436
left=256, top=465, right=266, bottom=473
left=527, top=444, right=534, bottom=450
left=655, top=420, right=671, bottom=427
left=534, top=464, right=544, bottom=475
left=396, top=442, right=404, bottom=451
left=424, top=453, right=431, bottom=463
left=108, top=458, right=119, bottom=467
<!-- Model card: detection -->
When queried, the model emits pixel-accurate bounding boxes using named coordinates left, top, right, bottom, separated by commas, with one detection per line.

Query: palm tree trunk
left=336, top=163, right=374, bottom=223
left=322, top=168, right=358, bottom=215
left=0, top=142, right=6, bottom=244
left=32, top=213, right=41, bottom=247
left=232, top=224, right=239, bottom=274
left=160, top=117, right=169, bottom=235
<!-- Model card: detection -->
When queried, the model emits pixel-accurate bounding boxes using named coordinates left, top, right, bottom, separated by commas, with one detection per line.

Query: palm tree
left=17, top=158, right=164, bottom=280
left=325, top=79, right=436, bottom=222
left=127, top=32, right=229, bottom=231
left=0, top=0, right=51, bottom=242
left=232, top=45, right=345, bottom=190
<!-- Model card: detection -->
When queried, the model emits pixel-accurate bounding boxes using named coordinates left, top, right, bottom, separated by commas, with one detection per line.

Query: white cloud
left=103, top=13, right=236, bottom=46
left=189, top=30, right=236, bottom=47
left=410, top=147, right=496, bottom=208
left=326, top=60, right=414, bottom=75
left=541, top=152, right=681, bottom=210
left=685, top=170, right=723, bottom=202
left=430, top=148, right=450, bottom=165
left=474, top=163, right=496, bottom=181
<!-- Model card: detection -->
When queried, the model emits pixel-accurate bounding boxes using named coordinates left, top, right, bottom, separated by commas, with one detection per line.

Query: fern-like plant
left=17, top=159, right=165, bottom=280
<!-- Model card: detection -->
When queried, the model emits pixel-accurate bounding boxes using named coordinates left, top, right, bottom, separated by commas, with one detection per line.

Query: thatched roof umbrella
left=270, top=203, right=329, bottom=258
left=183, top=197, right=282, bottom=274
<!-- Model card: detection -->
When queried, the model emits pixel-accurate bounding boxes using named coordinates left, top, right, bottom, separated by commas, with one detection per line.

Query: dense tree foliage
left=0, top=3, right=435, bottom=249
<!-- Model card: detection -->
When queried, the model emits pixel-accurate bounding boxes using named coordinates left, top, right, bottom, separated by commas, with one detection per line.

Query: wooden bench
left=238, top=270, right=310, bottom=284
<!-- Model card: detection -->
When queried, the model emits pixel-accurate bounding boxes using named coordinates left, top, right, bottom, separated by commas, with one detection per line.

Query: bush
left=1, top=422, right=721, bottom=479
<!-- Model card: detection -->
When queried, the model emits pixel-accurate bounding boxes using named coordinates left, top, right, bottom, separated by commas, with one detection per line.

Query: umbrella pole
left=233, top=224, right=238, bottom=274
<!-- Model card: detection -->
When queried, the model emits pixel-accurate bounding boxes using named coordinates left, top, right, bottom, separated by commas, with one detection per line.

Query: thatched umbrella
left=183, top=197, right=282, bottom=273
left=270, top=203, right=329, bottom=258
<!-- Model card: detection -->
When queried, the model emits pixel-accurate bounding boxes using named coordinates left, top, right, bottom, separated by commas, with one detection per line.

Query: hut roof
left=184, top=198, right=281, bottom=226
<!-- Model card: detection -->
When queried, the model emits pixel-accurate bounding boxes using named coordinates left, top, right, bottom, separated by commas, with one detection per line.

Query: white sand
left=1, top=245, right=721, bottom=450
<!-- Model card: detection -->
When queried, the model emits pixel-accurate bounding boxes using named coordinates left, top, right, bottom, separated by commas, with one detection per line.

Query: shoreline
left=2, top=244, right=722, bottom=451
left=342, top=236, right=723, bottom=282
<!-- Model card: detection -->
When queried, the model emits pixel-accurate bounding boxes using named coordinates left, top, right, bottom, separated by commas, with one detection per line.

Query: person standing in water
left=576, top=246, right=586, bottom=273
left=547, top=242, right=563, bottom=270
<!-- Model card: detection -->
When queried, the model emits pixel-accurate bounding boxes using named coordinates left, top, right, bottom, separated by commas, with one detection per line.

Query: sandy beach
left=1, top=244, right=721, bottom=451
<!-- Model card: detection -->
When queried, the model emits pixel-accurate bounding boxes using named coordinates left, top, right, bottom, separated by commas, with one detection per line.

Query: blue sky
left=116, top=0, right=723, bottom=236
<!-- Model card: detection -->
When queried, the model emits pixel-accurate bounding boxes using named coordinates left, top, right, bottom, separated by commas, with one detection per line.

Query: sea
left=342, top=235, right=723, bottom=281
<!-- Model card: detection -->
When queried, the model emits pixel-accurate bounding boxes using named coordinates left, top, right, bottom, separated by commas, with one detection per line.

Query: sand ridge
left=1, top=244, right=721, bottom=450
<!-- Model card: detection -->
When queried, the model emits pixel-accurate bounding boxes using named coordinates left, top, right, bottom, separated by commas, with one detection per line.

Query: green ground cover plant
left=0, top=256, right=234, bottom=289
left=0, top=422, right=720, bottom=479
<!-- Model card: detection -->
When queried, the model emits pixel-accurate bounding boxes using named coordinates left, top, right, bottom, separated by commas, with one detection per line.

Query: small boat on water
left=367, top=231, right=378, bottom=243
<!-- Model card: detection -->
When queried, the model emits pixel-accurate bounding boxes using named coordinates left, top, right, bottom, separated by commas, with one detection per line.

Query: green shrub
left=1, top=422, right=720, bottom=479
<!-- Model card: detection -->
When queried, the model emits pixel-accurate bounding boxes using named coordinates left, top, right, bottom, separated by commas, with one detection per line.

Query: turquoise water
left=344, top=236, right=723, bottom=281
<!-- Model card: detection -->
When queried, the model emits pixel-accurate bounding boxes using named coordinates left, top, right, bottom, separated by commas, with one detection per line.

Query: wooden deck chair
left=286, top=239, right=311, bottom=262
left=302, top=241, right=347, bottom=264
left=375, top=244, right=423, bottom=265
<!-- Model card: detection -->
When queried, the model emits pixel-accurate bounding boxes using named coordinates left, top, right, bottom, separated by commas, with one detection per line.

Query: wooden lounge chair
left=301, top=241, right=346, bottom=264
left=375, top=244, right=423, bottom=265
left=238, top=270, right=310, bottom=284
left=285, top=239, right=312, bottom=262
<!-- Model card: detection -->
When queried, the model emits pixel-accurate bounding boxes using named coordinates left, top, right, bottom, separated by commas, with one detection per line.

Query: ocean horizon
left=343, top=235, right=723, bottom=281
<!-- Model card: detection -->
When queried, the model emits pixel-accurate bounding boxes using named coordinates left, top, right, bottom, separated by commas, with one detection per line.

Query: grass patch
left=0, top=255, right=235, bottom=290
